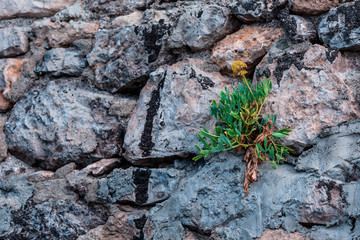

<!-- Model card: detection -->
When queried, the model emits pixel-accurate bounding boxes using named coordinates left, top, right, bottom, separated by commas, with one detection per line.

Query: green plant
left=193, top=61, right=291, bottom=195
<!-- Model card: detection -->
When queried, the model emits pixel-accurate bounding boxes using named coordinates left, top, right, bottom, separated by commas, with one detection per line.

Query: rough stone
left=55, top=162, right=77, bottom=178
left=85, top=158, right=121, bottom=176
left=33, top=179, right=78, bottom=204
left=66, top=168, right=99, bottom=202
left=77, top=210, right=148, bottom=240
left=97, top=167, right=181, bottom=206
left=5, top=80, right=132, bottom=170
left=0, top=58, right=28, bottom=112
left=279, top=11, right=317, bottom=42
left=34, top=48, right=86, bottom=77
left=318, top=1, right=360, bottom=50
left=229, top=0, right=288, bottom=22
left=0, top=155, right=35, bottom=180
left=33, top=19, right=99, bottom=48
left=8, top=200, right=107, bottom=240
left=296, top=120, right=360, bottom=182
left=0, top=27, right=29, bottom=58
left=291, top=0, right=340, bottom=15
left=256, top=229, right=308, bottom=240
left=254, top=42, right=360, bottom=151
left=168, top=5, right=238, bottom=52
left=123, top=59, right=233, bottom=165
left=309, top=224, right=353, bottom=240
left=28, top=171, right=55, bottom=182
left=112, top=11, right=143, bottom=28
left=210, top=24, right=282, bottom=75
left=87, top=22, right=172, bottom=93
left=0, top=0, right=77, bottom=20
left=0, top=114, right=7, bottom=161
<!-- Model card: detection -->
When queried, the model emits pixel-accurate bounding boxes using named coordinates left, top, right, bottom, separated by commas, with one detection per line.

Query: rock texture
left=0, top=0, right=77, bottom=20
left=210, top=24, right=282, bottom=74
left=318, top=1, right=360, bottom=50
left=124, top=59, right=233, bottom=165
left=254, top=41, right=360, bottom=151
left=5, top=81, right=135, bottom=170
left=0, top=27, right=29, bottom=58
left=279, top=11, right=317, bottom=42
left=0, top=114, right=7, bottom=161
left=168, top=5, right=238, bottom=52
left=290, top=0, right=340, bottom=15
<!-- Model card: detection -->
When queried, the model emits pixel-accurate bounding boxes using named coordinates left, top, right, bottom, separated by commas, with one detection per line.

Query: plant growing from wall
left=193, top=61, right=291, bottom=195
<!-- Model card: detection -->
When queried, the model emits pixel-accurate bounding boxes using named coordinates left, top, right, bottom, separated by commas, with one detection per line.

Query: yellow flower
left=231, top=61, right=248, bottom=76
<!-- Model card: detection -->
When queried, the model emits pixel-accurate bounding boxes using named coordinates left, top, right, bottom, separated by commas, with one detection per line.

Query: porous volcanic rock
left=290, top=0, right=340, bottom=15
left=34, top=48, right=86, bottom=77
left=5, top=80, right=135, bottom=170
left=0, top=0, right=77, bottom=20
left=87, top=22, right=172, bottom=93
left=254, top=41, right=360, bottom=151
left=0, top=27, right=29, bottom=58
left=210, top=24, right=282, bottom=75
left=229, top=0, right=288, bottom=22
left=97, top=167, right=181, bottom=206
left=123, top=59, right=233, bottom=165
left=318, top=1, right=360, bottom=50
left=168, top=4, right=239, bottom=52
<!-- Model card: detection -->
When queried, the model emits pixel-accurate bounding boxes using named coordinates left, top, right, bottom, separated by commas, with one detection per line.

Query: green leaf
left=198, top=134, right=210, bottom=150
left=193, top=155, right=204, bottom=161
left=272, top=132, right=288, bottom=138
left=264, top=136, right=268, bottom=150
left=272, top=162, right=277, bottom=169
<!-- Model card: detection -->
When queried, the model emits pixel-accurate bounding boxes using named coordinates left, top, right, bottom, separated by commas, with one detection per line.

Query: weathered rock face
left=32, top=19, right=99, bottom=48
left=279, top=11, right=317, bottom=42
left=318, top=1, right=360, bottom=50
left=290, top=0, right=340, bottom=15
left=0, top=115, right=7, bottom=161
left=210, top=24, right=282, bottom=75
left=98, top=167, right=181, bottom=206
left=0, top=27, right=29, bottom=58
left=0, top=0, right=77, bottom=20
left=229, top=0, right=288, bottom=22
left=124, top=59, right=233, bottom=165
left=34, top=48, right=86, bottom=77
left=168, top=5, right=238, bottom=52
left=254, top=41, right=360, bottom=151
left=87, top=22, right=172, bottom=93
left=0, top=58, right=28, bottom=112
left=5, top=81, right=136, bottom=170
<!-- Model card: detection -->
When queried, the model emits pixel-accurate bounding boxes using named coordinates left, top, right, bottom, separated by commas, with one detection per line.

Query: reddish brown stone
left=291, top=0, right=340, bottom=15
left=28, top=171, right=55, bottom=182
left=211, top=25, right=282, bottom=75
left=257, top=229, right=308, bottom=240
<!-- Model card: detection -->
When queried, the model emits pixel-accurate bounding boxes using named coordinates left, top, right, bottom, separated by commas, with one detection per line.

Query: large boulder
left=123, top=59, right=233, bottom=165
left=318, top=1, right=360, bottom=50
left=87, top=22, right=172, bottom=93
left=5, top=81, right=137, bottom=170
left=254, top=41, right=360, bottom=151
left=210, top=24, right=282, bottom=75
left=0, top=0, right=77, bottom=20
left=168, top=5, right=239, bottom=52
left=0, top=27, right=29, bottom=58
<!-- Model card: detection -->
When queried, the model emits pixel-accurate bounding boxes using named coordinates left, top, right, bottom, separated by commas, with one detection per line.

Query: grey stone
left=279, top=11, right=317, bottom=42
left=33, top=179, right=78, bottom=204
left=296, top=120, right=360, bottom=182
left=310, top=224, right=353, bottom=240
left=97, top=167, right=181, bottom=206
left=28, top=171, right=55, bottom=182
left=0, top=0, right=77, bottom=20
left=168, top=5, right=238, bottom=52
left=87, top=22, right=172, bottom=93
left=5, top=81, right=132, bottom=170
left=0, top=155, right=35, bottom=180
left=123, top=59, right=233, bottom=165
left=0, top=175, right=34, bottom=211
left=0, top=205, right=12, bottom=238
left=66, top=168, right=99, bottom=202
left=34, top=48, right=87, bottom=77
left=319, top=1, right=360, bottom=50
left=0, top=27, right=29, bottom=58
left=343, top=181, right=360, bottom=217
left=229, top=0, right=288, bottom=22
left=55, top=162, right=77, bottom=178
left=8, top=200, right=107, bottom=240
left=0, top=114, right=7, bottom=161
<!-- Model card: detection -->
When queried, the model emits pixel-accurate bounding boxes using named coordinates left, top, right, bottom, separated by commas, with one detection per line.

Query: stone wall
left=0, top=0, right=360, bottom=239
